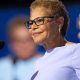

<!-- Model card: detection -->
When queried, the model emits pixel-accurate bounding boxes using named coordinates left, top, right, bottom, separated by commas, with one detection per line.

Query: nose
left=31, top=23, right=38, bottom=30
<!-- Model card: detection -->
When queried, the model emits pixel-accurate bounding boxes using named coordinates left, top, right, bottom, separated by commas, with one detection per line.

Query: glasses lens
left=26, top=20, right=33, bottom=29
left=35, top=17, right=44, bottom=26
left=25, top=16, right=54, bottom=29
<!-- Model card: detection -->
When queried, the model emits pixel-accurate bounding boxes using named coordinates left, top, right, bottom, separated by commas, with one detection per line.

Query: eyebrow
left=30, top=16, right=55, bottom=21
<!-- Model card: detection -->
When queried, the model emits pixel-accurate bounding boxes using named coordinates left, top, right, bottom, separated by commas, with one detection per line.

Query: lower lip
left=33, top=33, right=42, bottom=37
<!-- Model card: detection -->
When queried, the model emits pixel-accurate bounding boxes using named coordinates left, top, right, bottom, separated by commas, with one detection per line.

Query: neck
left=43, top=35, right=67, bottom=50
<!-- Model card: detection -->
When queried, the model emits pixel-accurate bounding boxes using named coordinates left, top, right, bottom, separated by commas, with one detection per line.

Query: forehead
left=30, top=7, right=51, bottom=20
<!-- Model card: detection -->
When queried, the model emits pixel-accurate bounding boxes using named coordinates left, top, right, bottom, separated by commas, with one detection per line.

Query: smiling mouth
left=33, top=32, right=42, bottom=37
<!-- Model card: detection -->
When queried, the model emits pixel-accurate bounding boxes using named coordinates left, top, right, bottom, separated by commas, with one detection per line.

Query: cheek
left=43, top=24, right=52, bottom=38
left=45, top=23, right=59, bottom=40
left=38, top=25, right=48, bottom=37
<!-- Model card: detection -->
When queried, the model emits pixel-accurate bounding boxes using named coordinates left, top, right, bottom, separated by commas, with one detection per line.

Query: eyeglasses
left=25, top=16, right=55, bottom=29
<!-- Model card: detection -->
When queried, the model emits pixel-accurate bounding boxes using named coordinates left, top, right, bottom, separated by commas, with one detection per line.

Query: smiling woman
left=27, top=0, right=69, bottom=48
left=25, top=0, right=80, bottom=80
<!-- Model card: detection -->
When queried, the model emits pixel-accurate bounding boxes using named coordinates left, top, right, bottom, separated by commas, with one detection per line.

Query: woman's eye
left=35, top=18, right=44, bottom=22
left=29, top=21, right=33, bottom=25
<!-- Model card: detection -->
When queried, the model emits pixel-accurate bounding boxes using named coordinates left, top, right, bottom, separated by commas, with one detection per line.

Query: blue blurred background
left=0, top=0, right=80, bottom=57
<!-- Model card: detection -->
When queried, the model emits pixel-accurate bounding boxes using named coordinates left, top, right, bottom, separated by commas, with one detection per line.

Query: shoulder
left=70, top=43, right=80, bottom=56
left=72, top=43, right=80, bottom=56
left=65, top=42, right=80, bottom=51
left=69, top=43, right=80, bottom=51
left=69, top=43, right=80, bottom=68
left=65, top=42, right=74, bottom=46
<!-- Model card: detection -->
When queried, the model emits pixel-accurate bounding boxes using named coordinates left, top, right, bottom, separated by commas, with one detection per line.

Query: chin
left=32, top=33, right=48, bottom=45
left=33, top=37, right=46, bottom=45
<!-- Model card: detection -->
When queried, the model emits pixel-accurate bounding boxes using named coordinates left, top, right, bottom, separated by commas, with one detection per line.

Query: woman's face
left=29, top=8, right=59, bottom=45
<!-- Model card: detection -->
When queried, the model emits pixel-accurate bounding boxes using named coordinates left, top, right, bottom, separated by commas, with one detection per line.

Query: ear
left=56, top=16, right=64, bottom=29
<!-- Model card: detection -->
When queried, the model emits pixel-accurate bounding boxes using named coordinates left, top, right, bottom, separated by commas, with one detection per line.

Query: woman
left=26, top=0, right=80, bottom=80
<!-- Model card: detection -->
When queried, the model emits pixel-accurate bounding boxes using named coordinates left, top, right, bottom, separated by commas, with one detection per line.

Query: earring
left=59, top=25, right=61, bottom=33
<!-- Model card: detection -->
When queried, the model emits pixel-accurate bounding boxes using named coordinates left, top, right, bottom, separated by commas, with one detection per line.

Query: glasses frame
left=25, top=16, right=55, bottom=29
